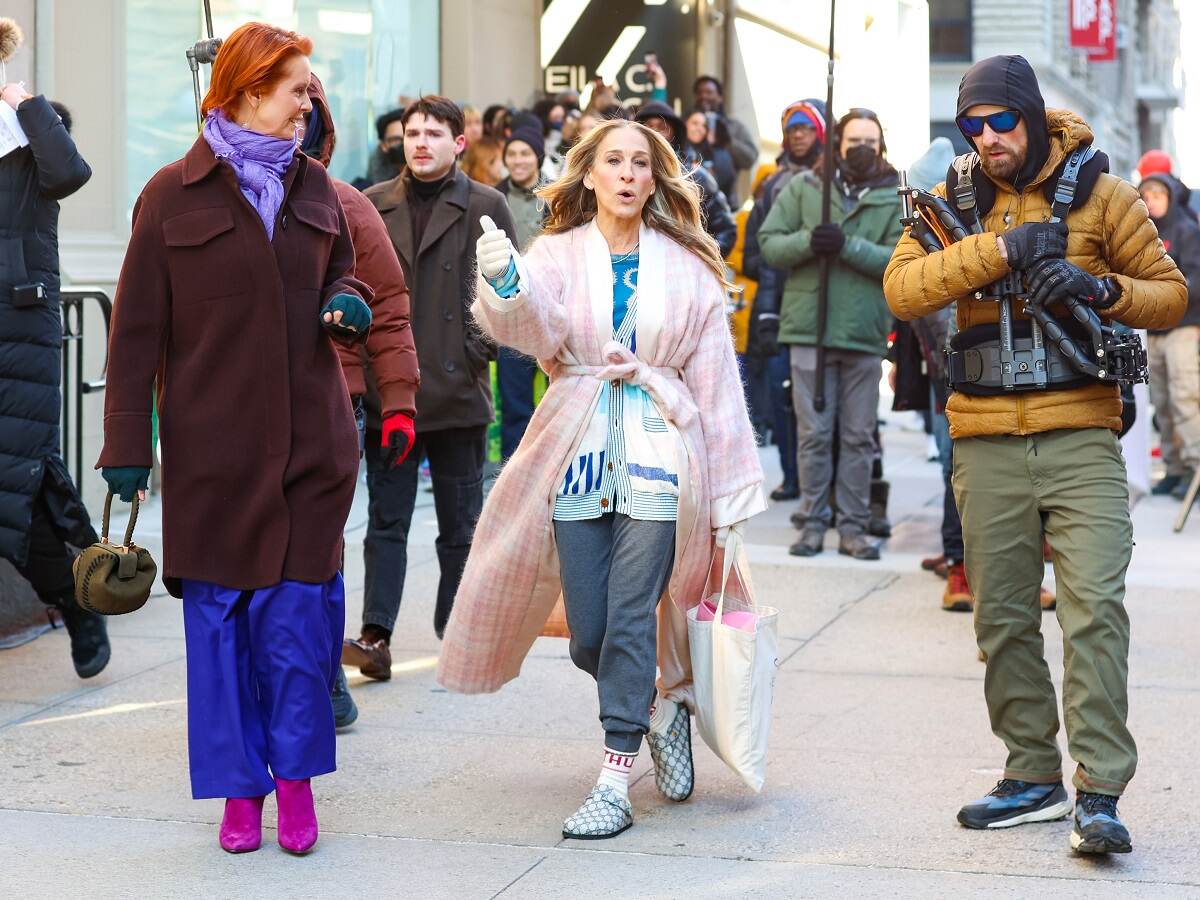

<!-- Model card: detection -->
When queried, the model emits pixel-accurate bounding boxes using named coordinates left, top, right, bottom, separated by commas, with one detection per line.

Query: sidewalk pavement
left=1, top=417, right=1197, bottom=899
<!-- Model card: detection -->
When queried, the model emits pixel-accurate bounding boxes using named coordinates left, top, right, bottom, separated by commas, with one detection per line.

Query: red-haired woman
left=98, top=22, right=372, bottom=855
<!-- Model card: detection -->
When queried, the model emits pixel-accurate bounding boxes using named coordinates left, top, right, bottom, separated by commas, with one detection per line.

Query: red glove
left=381, top=412, right=415, bottom=468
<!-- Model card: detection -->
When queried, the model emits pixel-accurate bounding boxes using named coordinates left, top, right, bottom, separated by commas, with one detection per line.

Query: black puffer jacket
left=0, top=96, right=92, bottom=566
left=1142, top=173, right=1200, bottom=331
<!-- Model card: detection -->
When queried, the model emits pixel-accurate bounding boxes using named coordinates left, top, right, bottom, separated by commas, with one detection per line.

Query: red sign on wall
left=1069, top=0, right=1117, bottom=61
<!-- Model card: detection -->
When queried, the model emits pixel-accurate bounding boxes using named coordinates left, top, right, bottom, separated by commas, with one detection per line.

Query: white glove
left=476, top=215, right=516, bottom=280
left=715, top=521, right=745, bottom=549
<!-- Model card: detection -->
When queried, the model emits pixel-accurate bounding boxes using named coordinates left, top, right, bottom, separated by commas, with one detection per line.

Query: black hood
left=957, top=54, right=1050, bottom=191
left=1139, top=173, right=1183, bottom=224
left=634, top=101, right=684, bottom=154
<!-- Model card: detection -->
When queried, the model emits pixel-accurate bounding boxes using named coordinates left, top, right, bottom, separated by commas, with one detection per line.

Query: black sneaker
left=1070, top=792, right=1132, bottom=854
left=957, top=779, right=1072, bottom=829
left=331, top=666, right=358, bottom=728
left=57, top=596, right=111, bottom=679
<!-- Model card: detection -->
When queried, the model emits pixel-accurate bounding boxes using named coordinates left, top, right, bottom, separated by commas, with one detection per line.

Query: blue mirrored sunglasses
left=956, top=109, right=1021, bottom=138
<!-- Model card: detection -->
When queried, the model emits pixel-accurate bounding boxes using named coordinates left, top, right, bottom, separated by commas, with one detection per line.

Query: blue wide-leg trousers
left=181, top=574, right=345, bottom=799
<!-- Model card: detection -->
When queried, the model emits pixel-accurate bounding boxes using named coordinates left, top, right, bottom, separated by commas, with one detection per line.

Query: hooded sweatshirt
left=956, top=54, right=1051, bottom=192
left=304, top=74, right=419, bottom=420
left=1141, top=173, right=1200, bottom=330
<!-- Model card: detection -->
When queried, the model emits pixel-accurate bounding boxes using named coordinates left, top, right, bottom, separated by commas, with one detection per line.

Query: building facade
left=928, top=0, right=1183, bottom=178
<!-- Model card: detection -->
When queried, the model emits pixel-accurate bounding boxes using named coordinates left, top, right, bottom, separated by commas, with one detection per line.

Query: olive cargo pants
left=953, top=428, right=1137, bottom=796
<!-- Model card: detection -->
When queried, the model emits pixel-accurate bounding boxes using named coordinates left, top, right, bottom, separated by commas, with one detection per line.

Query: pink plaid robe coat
left=437, top=220, right=765, bottom=701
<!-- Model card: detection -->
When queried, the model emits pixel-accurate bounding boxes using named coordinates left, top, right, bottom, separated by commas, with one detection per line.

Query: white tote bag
left=686, top=530, right=779, bottom=792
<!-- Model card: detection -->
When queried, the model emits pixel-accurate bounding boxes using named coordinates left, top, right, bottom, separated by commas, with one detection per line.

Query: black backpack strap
left=1050, top=145, right=1099, bottom=223
left=950, top=152, right=982, bottom=233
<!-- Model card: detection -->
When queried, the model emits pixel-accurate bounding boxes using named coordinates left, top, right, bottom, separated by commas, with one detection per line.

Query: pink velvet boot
left=219, top=796, right=265, bottom=853
left=275, top=777, right=318, bottom=853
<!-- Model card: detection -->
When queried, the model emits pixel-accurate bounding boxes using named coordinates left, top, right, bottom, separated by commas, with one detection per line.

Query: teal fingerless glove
left=102, top=466, right=150, bottom=502
left=321, top=292, right=372, bottom=341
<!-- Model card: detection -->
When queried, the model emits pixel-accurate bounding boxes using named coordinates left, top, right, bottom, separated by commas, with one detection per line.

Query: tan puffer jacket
left=884, top=110, right=1187, bottom=438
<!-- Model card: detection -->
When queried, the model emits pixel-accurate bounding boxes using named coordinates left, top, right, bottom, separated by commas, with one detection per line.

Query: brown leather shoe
left=921, top=553, right=946, bottom=572
left=341, top=636, right=392, bottom=681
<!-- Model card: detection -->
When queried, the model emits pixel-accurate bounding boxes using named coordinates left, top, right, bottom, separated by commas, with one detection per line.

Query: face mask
left=549, top=121, right=563, bottom=132
left=841, top=144, right=878, bottom=179
left=385, top=145, right=405, bottom=165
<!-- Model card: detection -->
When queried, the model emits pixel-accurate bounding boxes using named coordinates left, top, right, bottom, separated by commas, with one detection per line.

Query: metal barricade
left=60, top=287, right=113, bottom=491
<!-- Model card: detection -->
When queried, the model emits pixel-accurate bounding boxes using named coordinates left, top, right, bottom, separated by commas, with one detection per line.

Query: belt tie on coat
left=559, top=341, right=697, bottom=427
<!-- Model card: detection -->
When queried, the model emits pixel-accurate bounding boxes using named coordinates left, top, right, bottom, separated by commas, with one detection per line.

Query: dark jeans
left=362, top=425, right=486, bottom=637
left=497, top=348, right=537, bottom=462
left=931, top=387, right=963, bottom=562
left=554, top=514, right=676, bottom=754
left=766, top=348, right=797, bottom=486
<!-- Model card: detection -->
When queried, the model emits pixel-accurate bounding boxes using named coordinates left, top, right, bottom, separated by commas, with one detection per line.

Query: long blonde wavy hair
left=537, top=119, right=735, bottom=290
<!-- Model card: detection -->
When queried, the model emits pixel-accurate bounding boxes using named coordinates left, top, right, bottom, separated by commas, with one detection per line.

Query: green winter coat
left=758, top=171, right=903, bottom=356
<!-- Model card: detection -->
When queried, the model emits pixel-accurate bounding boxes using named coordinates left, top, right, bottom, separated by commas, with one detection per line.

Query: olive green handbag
left=73, top=492, right=157, bottom=615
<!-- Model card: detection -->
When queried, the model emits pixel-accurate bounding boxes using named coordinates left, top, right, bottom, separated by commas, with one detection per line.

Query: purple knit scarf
left=202, top=110, right=297, bottom=240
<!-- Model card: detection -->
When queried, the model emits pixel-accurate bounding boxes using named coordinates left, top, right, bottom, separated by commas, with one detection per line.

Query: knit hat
left=1137, top=149, right=1172, bottom=179
left=780, top=99, right=826, bottom=144
left=634, top=101, right=685, bottom=153
left=505, top=125, right=545, bottom=169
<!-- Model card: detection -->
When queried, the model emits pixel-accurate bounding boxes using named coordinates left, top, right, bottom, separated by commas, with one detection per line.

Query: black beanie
left=506, top=125, right=545, bottom=169
left=634, top=101, right=685, bottom=154
left=956, top=54, right=1050, bottom=190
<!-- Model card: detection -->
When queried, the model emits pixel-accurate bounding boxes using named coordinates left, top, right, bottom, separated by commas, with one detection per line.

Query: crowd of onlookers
left=345, top=65, right=1199, bottom=620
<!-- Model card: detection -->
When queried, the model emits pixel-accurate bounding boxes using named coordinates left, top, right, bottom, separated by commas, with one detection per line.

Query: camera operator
left=884, top=55, right=1186, bottom=854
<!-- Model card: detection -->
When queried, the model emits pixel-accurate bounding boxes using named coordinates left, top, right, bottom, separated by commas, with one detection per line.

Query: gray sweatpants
left=554, top=514, right=676, bottom=754
left=790, top=345, right=882, bottom=536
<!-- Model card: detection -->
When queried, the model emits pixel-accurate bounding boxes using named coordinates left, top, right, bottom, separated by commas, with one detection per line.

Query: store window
left=126, top=0, right=438, bottom=216
left=930, top=0, right=972, bottom=62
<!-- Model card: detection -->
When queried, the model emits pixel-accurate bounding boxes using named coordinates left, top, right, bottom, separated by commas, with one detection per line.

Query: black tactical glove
left=810, top=222, right=846, bottom=257
left=1000, top=220, right=1068, bottom=270
left=1026, top=258, right=1114, bottom=309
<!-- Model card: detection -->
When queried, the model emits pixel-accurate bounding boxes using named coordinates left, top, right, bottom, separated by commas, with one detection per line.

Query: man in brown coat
left=343, top=96, right=518, bottom=674
left=884, top=55, right=1186, bottom=855
left=302, top=74, right=421, bottom=725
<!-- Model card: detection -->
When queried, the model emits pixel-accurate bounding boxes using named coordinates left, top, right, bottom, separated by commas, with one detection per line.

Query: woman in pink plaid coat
left=438, top=120, right=765, bottom=838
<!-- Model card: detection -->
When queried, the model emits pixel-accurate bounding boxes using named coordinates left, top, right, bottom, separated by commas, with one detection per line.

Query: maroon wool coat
left=97, top=136, right=370, bottom=597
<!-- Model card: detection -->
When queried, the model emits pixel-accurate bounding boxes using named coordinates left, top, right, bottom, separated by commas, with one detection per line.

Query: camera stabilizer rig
left=896, top=149, right=1148, bottom=392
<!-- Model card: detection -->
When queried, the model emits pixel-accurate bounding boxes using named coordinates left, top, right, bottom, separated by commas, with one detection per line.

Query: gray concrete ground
left=1, top=415, right=1197, bottom=899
